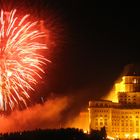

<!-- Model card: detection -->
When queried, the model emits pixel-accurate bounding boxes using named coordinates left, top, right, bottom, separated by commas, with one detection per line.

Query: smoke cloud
left=65, top=111, right=89, bottom=132
left=0, top=96, right=69, bottom=133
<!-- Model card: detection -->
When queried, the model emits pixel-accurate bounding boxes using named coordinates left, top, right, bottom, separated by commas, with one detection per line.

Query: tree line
left=0, top=127, right=107, bottom=140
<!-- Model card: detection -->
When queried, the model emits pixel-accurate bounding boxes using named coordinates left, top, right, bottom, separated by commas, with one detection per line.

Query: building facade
left=89, top=74, right=140, bottom=139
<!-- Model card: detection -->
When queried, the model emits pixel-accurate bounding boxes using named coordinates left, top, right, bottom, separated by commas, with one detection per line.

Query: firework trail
left=0, top=9, right=49, bottom=111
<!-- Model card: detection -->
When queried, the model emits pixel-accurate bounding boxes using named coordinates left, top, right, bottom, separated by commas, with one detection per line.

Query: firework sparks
left=0, top=9, right=49, bottom=111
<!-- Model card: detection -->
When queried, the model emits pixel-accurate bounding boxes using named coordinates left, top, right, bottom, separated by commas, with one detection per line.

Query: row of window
left=95, top=114, right=108, bottom=117
left=95, top=103, right=111, bottom=107
left=120, top=98, right=136, bottom=101
left=94, top=109, right=140, bottom=114
left=94, top=115, right=139, bottom=118
left=120, top=112, right=140, bottom=114
left=94, top=127, right=139, bottom=133
left=94, top=120, right=139, bottom=126
left=119, top=95, right=136, bottom=98
left=121, top=128, right=139, bottom=132
left=121, top=123, right=139, bottom=126
left=95, top=122, right=108, bottom=126
left=94, top=110, right=109, bottom=112
left=121, top=115, right=139, bottom=118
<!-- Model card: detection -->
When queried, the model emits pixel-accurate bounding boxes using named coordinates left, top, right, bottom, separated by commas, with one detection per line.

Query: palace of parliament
left=89, top=65, right=140, bottom=140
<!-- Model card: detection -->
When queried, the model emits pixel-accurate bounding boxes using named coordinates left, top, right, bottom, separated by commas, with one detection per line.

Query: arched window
left=133, top=79, right=137, bottom=84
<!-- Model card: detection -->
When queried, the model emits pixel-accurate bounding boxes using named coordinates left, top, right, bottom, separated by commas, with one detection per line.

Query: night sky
left=45, top=2, right=140, bottom=99
left=1, top=0, right=140, bottom=112
left=41, top=1, right=140, bottom=115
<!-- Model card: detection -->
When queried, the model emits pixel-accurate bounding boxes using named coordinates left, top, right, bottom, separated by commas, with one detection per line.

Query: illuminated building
left=89, top=65, right=140, bottom=139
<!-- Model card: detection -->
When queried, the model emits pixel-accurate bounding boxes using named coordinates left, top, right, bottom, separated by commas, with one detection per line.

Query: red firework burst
left=0, top=9, right=49, bottom=111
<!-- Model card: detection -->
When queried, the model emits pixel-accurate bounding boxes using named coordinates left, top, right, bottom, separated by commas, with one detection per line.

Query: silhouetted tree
left=100, top=126, right=107, bottom=140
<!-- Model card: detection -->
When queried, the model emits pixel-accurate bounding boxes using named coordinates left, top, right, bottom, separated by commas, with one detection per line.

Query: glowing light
left=84, top=130, right=88, bottom=134
left=102, top=90, right=118, bottom=103
left=103, top=76, right=126, bottom=103
left=107, top=136, right=115, bottom=140
left=133, top=79, right=136, bottom=83
left=66, top=111, right=89, bottom=133
left=133, top=133, right=138, bottom=138
left=125, top=133, right=129, bottom=138
left=115, top=77, right=125, bottom=92
left=0, top=9, right=49, bottom=111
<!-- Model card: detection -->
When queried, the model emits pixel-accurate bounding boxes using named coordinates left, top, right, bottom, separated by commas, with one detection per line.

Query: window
left=133, top=79, right=137, bottom=83
left=136, top=128, right=139, bottom=132
left=100, top=122, right=103, bottom=126
left=136, top=120, right=139, bottom=126
left=100, top=104, right=103, bottom=107
left=96, top=103, right=99, bottom=107
left=130, top=120, right=133, bottom=126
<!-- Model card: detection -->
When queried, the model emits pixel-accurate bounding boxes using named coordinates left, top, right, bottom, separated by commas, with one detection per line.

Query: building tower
left=89, top=64, right=140, bottom=140
left=116, top=64, right=140, bottom=106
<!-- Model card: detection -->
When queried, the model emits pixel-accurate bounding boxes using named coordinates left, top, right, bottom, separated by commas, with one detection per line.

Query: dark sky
left=34, top=1, right=140, bottom=115
left=44, top=2, right=140, bottom=97
left=1, top=0, right=140, bottom=111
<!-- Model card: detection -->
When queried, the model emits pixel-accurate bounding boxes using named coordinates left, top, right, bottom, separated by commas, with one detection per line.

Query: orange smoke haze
left=102, top=88, right=118, bottom=103
left=0, top=97, right=69, bottom=133
left=65, top=111, right=89, bottom=132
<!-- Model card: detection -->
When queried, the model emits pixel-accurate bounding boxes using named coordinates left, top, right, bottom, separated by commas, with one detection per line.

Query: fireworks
left=0, top=9, right=48, bottom=111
